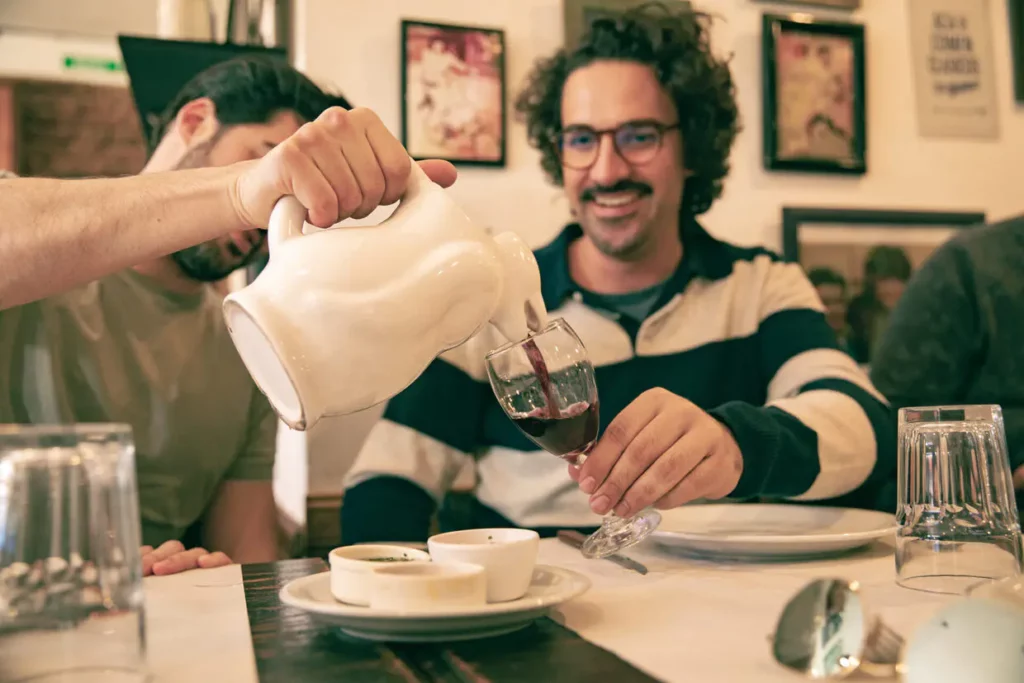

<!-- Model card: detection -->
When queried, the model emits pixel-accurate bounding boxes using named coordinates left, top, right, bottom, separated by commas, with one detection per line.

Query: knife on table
left=557, top=530, right=649, bottom=575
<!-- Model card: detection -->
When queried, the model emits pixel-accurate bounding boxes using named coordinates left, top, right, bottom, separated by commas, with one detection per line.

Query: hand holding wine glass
left=570, top=388, right=744, bottom=517
left=485, top=318, right=662, bottom=559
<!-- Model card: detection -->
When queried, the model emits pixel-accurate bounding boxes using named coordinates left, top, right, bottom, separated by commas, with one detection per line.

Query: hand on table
left=141, top=540, right=233, bottom=577
left=231, top=106, right=458, bottom=230
left=569, top=388, right=743, bottom=516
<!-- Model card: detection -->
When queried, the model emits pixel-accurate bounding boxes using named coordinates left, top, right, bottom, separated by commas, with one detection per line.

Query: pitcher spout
left=489, top=231, right=549, bottom=343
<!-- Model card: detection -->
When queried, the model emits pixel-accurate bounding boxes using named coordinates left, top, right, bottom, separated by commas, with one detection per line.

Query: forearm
left=0, top=164, right=249, bottom=309
left=203, top=480, right=279, bottom=564
left=712, top=372, right=895, bottom=501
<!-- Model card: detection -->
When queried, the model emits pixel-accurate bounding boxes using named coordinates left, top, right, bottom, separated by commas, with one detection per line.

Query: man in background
left=808, top=267, right=850, bottom=352
left=846, top=245, right=912, bottom=365
left=1, top=45, right=344, bottom=575
left=870, top=215, right=1024, bottom=510
left=339, top=4, right=895, bottom=545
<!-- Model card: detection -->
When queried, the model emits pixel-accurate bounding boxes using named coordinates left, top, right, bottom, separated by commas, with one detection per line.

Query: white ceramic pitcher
left=222, top=162, right=548, bottom=431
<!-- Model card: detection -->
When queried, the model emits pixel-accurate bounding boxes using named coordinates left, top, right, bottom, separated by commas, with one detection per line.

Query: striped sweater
left=340, top=221, right=896, bottom=544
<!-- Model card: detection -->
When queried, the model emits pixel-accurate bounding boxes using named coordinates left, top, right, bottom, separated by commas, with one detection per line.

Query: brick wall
left=2, top=79, right=147, bottom=178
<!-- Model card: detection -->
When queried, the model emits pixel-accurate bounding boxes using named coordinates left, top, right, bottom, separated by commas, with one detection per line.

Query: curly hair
left=514, top=2, right=740, bottom=218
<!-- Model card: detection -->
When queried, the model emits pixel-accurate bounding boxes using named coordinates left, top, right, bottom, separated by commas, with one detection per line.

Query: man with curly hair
left=340, top=4, right=895, bottom=545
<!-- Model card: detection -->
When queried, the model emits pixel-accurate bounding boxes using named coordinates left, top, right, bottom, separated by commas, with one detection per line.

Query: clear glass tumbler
left=896, top=405, right=1023, bottom=595
left=0, top=424, right=147, bottom=682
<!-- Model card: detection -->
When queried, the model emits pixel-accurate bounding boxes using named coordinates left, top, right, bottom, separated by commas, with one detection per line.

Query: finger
left=567, top=464, right=582, bottom=482
left=142, top=540, right=185, bottom=576
left=152, top=547, right=210, bottom=576
left=1014, top=465, right=1024, bottom=490
left=139, top=545, right=153, bottom=556
left=197, top=551, right=232, bottom=568
left=417, top=159, right=457, bottom=189
left=654, top=450, right=739, bottom=510
left=313, top=108, right=379, bottom=219
left=589, top=411, right=687, bottom=515
left=577, top=393, right=662, bottom=495
left=281, top=144, right=341, bottom=228
left=363, top=114, right=413, bottom=206
left=613, top=430, right=715, bottom=516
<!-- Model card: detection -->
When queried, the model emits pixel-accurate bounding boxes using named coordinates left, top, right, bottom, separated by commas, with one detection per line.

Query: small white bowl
left=427, top=528, right=539, bottom=603
left=328, top=544, right=431, bottom=606
left=369, top=561, right=487, bottom=611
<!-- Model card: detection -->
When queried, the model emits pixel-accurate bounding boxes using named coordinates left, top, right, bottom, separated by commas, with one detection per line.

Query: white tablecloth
left=144, top=539, right=955, bottom=682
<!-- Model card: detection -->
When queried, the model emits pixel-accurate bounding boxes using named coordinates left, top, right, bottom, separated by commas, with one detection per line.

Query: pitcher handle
left=267, top=158, right=434, bottom=250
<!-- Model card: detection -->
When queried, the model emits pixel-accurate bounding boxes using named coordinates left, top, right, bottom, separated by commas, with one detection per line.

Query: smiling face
left=560, top=60, right=687, bottom=260
left=169, top=108, right=302, bottom=282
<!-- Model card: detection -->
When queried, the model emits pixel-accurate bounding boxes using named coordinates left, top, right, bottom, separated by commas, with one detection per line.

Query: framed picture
left=907, top=0, right=999, bottom=139
left=563, top=0, right=691, bottom=51
left=782, top=206, right=985, bottom=366
left=1010, top=0, right=1024, bottom=103
left=762, top=14, right=867, bottom=174
left=400, top=19, right=506, bottom=167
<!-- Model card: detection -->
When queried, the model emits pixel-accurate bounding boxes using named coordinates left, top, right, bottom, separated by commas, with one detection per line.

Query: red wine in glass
left=511, top=400, right=599, bottom=462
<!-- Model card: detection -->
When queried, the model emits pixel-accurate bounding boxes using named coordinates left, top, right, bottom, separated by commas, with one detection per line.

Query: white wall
left=296, top=0, right=1024, bottom=251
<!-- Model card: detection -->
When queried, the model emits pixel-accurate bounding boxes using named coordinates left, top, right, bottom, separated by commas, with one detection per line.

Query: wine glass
left=484, top=318, right=662, bottom=559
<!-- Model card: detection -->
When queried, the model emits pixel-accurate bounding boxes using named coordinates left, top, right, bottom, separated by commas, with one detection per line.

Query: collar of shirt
left=534, top=216, right=737, bottom=315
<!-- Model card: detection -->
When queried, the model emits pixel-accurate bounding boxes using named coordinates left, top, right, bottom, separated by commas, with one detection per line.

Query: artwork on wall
left=762, top=14, right=867, bottom=175
left=782, top=207, right=985, bottom=366
left=1008, top=0, right=1024, bottom=103
left=401, top=19, right=506, bottom=167
left=907, top=0, right=999, bottom=139
left=563, top=0, right=692, bottom=51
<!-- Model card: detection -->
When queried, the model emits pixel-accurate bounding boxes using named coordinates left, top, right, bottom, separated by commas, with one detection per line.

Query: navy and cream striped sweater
left=340, top=221, right=896, bottom=544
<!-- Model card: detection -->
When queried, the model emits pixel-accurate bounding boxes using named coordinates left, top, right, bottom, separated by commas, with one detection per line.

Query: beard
left=168, top=135, right=265, bottom=282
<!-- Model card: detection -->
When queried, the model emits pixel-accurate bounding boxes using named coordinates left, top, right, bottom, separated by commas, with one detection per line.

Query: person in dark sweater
left=870, top=214, right=1024, bottom=510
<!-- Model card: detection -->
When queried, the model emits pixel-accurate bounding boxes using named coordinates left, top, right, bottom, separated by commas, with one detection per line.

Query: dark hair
left=514, top=2, right=740, bottom=218
left=808, top=267, right=847, bottom=290
left=864, top=245, right=912, bottom=283
left=148, top=57, right=350, bottom=154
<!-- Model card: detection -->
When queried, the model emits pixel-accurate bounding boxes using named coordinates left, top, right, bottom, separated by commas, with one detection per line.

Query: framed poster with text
left=907, top=0, right=999, bottom=139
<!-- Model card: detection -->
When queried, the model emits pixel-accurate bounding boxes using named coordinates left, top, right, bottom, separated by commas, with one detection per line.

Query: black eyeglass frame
left=551, top=119, right=680, bottom=170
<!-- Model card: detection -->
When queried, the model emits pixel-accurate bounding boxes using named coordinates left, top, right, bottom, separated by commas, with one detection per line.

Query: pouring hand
left=231, top=106, right=458, bottom=230
left=568, top=388, right=743, bottom=516
left=141, top=540, right=233, bottom=576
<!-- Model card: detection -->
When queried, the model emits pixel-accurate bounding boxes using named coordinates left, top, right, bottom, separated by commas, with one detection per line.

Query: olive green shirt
left=0, top=270, right=278, bottom=547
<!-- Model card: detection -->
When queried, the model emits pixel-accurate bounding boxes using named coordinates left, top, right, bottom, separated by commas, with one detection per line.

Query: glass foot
left=580, top=508, right=662, bottom=559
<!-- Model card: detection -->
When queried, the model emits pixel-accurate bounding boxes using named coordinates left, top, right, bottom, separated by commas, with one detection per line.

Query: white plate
left=650, top=504, right=897, bottom=560
left=279, top=564, right=590, bottom=642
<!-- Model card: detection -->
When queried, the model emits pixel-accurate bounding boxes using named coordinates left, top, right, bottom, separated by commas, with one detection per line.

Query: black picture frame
left=762, top=14, right=867, bottom=175
left=781, top=207, right=986, bottom=262
left=400, top=19, right=506, bottom=168
left=1010, top=0, right=1024, bottom=103
left=563, top=0, right=692, bottom=51
left=752, top=0, right=860, bottom=9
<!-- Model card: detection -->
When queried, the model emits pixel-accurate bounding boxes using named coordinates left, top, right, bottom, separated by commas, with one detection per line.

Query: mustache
left=580, top=180, right=652, bottom=203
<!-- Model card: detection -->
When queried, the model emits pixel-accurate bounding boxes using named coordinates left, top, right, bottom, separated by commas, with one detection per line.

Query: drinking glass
left=484, top=318, right=661, bottom=559
left=896, top=405, right=1023, bottom=595
left=0, top=424, right=147, bottom=682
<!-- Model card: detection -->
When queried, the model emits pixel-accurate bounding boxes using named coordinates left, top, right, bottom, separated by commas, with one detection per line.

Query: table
left=145, top=538, right=956, bottom=682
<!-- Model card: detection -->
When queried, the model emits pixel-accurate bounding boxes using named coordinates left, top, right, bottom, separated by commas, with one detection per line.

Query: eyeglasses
left=553, top=120, right=679, bottom=171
